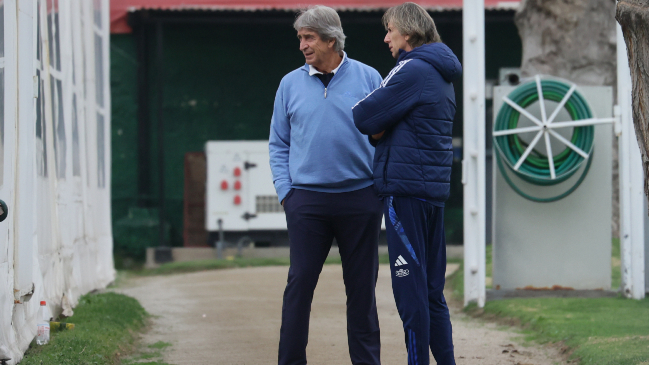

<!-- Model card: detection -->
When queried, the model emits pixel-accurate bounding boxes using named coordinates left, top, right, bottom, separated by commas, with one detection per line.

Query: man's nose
left=384, top=34, right=390, bottom=43
left=300, top=41, right=308, bottom=51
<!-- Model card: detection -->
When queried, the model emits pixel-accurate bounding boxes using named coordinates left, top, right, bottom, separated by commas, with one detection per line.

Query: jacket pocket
left=383, top=148, right=391, bottom=186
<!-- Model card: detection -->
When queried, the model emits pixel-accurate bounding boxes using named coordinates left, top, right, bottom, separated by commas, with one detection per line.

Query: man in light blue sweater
left=269, top=6, right=384, bottom=365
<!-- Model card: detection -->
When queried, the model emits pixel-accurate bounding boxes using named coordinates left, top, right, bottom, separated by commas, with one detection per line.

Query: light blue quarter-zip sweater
left=269, top=53, right=383, bottom=203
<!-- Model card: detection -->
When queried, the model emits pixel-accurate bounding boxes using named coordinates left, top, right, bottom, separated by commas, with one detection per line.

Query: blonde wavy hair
left=382, top=2, right=442, bottom=48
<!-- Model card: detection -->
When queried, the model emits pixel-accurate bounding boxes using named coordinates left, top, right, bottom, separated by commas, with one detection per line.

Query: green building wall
left=110, top=11, right=521, bottom=260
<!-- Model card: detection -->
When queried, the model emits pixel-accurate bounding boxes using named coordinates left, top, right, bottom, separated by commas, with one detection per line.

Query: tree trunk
left=515, top=0, right=617, bottom=85
left=515, top=0, right=619, bottom=234
left=616, top=0, right=649, bottom=204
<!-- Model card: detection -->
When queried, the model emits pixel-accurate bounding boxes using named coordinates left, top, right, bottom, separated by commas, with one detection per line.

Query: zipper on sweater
left=312, top=57, right=345, bottom=99
left=315, top=78, right=328, bottom=99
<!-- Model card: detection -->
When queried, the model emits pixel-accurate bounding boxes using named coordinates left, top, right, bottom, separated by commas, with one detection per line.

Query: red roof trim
left=111, top=1, right=519, bottom=34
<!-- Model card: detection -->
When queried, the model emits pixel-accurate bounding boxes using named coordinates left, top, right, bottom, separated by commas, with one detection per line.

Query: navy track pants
left=385, top=196, right=455, bottom=365
left=278, top=186, right=383, bottom=365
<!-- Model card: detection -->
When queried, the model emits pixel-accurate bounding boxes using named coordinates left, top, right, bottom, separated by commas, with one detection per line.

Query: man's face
left=384, top=22, right=410, bottom=59
left=298, top=28, right=334, bottom=69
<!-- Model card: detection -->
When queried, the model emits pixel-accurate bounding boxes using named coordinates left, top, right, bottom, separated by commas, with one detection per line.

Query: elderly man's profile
left=269, top=5, right=384, bottom=365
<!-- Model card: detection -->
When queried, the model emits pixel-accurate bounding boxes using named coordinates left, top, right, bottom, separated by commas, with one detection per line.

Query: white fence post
left=462, top=0, right=486, bottom=307
left=617, top=24, right=645, bottom=300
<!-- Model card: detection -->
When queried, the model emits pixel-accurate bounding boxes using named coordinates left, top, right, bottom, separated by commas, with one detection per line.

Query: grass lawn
left=481, top=296, right=649, bottom=364
left=21, top=292, right=148, bottom=365
left=125, top=252, right=408, bottom=277
left=446, top=238, right=649, bottom=365
left=134, top=256, right=293, bottom=276
left=127, top=249, right=464, bottom=278
left=23, top=240, right=638, bottom=364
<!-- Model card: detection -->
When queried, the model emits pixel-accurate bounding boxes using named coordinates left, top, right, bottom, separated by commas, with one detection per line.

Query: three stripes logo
left=394, top=255, right=410, bottom=277
left=394, top=255, right=408, bottom=267
left=380, top=59, right=412, bottom=88
left=352, top=59, right=413, bottom=110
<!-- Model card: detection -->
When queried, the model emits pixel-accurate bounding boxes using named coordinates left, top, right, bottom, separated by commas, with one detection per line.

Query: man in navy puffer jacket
left=353, top=3, right=461, bottom=365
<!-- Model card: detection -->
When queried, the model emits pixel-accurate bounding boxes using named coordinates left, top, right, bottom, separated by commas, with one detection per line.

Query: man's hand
left=281, top=199, right=285, bottom=207
left=371, top=131, right=385, bottom=140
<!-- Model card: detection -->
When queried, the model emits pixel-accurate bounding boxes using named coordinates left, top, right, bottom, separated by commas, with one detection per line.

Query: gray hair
left=294, top=6, right=346, bottom=53
left=382, top=2, right=441, bottom=48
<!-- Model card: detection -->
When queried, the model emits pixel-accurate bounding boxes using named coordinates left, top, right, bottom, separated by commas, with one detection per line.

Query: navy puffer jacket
left=353, top=42, right=461, bottom=204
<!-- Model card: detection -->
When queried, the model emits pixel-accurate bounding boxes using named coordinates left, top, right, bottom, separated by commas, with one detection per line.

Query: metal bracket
left=241, top=212, right=257, bottom=221
left=614, top=105, right=623, bottom=137
left=461, top=160, right=467, bottom=185
left=0, top=199, right=9, bottom=222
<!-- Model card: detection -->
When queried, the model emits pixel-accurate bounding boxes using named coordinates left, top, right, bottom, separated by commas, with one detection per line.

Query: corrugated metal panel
left=111, top=0, right=519, bottom=33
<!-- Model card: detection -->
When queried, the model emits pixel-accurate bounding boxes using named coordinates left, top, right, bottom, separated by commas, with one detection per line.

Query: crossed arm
left=353, top=61, right=424, bottom=140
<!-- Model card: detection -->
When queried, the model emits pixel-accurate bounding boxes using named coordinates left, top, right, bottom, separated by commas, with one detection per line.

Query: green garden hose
left=493, top=79, right=595, bottom=202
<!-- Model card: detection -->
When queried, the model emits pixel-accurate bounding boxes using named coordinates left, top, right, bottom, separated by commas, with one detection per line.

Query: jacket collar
left=397, top=48, right=410, bottom=62
left=302, top=51, right=348, bottom=74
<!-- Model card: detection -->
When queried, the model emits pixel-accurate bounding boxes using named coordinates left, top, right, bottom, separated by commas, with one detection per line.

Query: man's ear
left=329, top=39, right=336, bottom=49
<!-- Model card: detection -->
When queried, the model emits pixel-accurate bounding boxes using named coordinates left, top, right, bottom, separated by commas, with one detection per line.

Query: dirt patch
left=116, top=264, right=565, bottom=364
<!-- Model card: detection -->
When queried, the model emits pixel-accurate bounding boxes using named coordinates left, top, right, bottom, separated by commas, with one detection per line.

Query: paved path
left=117, top=264, right=564, bottom=364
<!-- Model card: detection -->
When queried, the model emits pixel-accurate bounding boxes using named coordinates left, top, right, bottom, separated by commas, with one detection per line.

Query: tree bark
left=515, top=0, right=617, bottom=85
left=515, top=0, right=619, bottom=234
left=616, top=0, right=649, bottom=203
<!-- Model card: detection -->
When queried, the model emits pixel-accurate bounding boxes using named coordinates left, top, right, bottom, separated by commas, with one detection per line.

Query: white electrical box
left=205, top=141, right=287, bottom=232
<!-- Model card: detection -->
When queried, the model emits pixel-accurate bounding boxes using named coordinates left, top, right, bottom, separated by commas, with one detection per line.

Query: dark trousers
left=278, top=186, right=383, bottom=365
left=384, top=196, right=455, bottom=365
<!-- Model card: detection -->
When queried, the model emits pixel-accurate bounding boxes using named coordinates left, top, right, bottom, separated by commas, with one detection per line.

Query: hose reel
left=493, top=76, right=615, bottom=202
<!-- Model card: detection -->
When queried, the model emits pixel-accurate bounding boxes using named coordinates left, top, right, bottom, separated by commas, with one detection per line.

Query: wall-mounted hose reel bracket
left=492, top=78, right=614, bottom=292
left=493, top=76, right=615, bottom=202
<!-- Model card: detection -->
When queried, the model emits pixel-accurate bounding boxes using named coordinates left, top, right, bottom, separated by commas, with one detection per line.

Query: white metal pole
left=462, top=0, right=486, bottom=307
left=101, top=0, right=115, bottom=281
left=617, top=23, right=645, bottom=300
